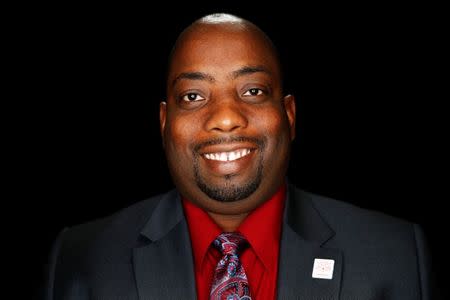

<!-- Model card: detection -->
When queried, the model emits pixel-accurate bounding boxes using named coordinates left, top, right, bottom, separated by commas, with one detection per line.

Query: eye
left=243, top=88, right=264, bottom=96
left=181, top=93, right=205, bottom=102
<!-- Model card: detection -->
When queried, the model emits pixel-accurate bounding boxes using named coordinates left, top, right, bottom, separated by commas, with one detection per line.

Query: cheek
left=253, top=108, right=289, bottom=140
left=164, top=115, right=199, bottom=157
left=252, top=108, right=292, bottom=166
left=163, top=117, right=197, bottom=181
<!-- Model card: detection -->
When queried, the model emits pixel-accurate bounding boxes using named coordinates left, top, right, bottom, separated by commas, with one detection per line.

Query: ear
left=159, top=101, right=167, bottom=146
left=283, top=94, right=296, bottom=141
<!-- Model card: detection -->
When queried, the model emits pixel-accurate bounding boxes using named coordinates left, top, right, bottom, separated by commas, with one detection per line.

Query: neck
left=207, top=211, right=249, bottom=232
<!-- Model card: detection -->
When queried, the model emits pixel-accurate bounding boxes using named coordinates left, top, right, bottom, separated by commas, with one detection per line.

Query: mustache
left=193, top=136, right=266, bottom=153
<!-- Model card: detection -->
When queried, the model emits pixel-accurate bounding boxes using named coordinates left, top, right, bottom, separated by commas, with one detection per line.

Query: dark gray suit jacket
left=45, top=185, right=436, bottom=299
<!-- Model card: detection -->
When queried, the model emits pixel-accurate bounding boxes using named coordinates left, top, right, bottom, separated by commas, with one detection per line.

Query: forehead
left=168, top=25, right=280, bottom=79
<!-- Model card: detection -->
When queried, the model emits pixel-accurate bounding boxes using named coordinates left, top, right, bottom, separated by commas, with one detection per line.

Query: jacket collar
left=276, top=184, right=342, bottom=299
left=284, top=183, right=335, bottom=245
left=133, top=190, right=197, bottom=300
left=133, top=185, right=343, bottom=299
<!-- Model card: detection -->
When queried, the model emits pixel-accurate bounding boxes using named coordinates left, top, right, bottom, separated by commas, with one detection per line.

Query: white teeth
left=220, top=153, right=227, bottom=161
left=229, top=152, right=236, bottom=161
left=204, top=149, right=252, bottom=162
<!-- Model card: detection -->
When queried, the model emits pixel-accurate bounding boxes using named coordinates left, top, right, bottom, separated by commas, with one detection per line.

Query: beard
left=194, top=158, right=263, bottom=202
left=192, top=136, right=265, bottom=202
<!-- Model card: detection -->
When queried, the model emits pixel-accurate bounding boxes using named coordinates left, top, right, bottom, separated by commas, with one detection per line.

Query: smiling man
left=161, top=15, right=294, bottom=233
left=44, top=13, right=437, bottom=300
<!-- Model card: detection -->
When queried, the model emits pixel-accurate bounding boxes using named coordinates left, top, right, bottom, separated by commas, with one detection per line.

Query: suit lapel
left=132, top=185, right=343, bottom=299
left=133, top=191, right=197, bottom=300
left=277, top=185, right=343, bottom=300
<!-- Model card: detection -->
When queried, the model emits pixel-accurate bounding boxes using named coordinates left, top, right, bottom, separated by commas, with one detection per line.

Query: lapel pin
left=312, top=258, right=335, bottom=279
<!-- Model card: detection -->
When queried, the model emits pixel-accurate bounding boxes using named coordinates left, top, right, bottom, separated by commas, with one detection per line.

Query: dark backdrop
left=16, top=3, right=446, bottom=298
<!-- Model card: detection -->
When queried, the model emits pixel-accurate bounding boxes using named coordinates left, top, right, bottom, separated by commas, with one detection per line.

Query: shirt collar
left=237, top=183, right=286, bottom=270
left=182, top=197, right=222, bottom=272
left=182, top=182, right=286, bottom=271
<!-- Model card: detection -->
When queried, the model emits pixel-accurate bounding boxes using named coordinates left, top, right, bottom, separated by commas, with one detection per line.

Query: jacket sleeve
left=413, top=223, right=441, bottom=300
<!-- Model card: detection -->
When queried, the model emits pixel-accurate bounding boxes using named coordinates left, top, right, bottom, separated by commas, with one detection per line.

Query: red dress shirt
left=182, top=184, right=286, bottom=300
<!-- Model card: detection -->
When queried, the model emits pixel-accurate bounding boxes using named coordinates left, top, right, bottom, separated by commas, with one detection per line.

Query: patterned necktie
left=210, top=232, right=252, bottom=300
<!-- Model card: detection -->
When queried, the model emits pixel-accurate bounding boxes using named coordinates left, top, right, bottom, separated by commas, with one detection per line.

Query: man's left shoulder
left=287, top=185, right=438, bottom=298
left=289, top=185, right=420, bottom=242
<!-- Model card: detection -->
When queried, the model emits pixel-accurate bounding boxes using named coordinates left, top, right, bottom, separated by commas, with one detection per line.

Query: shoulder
left=55, top=189, right=178, bottom=260
left=293, top=186, right=412, bottom=228
left=288, top=185, right=437, bottom=298
left=45, top=189, right=180, bottom=298
left=289, top=185, right=422, bottom=247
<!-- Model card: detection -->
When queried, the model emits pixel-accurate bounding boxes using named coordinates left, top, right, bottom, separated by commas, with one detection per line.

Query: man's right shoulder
left=56, top=189, right=178, bottom=252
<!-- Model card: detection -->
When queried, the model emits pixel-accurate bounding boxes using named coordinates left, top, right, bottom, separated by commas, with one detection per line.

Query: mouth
left=197, top=142, right=259, bottom=175
left=203, top=148, right=252, bottom=162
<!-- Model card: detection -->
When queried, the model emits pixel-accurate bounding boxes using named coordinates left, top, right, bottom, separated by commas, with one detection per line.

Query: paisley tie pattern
left=210, top=232, right=252, bottom=300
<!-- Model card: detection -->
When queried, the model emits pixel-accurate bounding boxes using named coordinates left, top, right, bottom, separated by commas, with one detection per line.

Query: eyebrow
left=172, top=72, right=215, bottom=87
left=231, top=65, right=272, bottom=79
left=171, top=65, right=272, bottom=87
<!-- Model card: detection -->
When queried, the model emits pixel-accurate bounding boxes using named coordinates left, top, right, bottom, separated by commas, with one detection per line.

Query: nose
left=204, top=98, right=248, bottom=132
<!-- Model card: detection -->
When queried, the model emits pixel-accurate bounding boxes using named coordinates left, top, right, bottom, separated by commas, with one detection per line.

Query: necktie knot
left=213, top=232, right=247, bottom=256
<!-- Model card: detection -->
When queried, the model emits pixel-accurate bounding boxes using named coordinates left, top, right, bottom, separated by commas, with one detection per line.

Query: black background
left=11, top=3, right=446, bottom=298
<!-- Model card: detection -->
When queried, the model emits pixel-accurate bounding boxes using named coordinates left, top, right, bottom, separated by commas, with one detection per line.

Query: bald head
left=167, top=13, right=282, bottom=91
left=197, top=13, right=247, bottom=25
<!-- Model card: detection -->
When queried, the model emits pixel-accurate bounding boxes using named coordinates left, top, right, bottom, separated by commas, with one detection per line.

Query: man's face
left=160, top=24, right=295, bottom=215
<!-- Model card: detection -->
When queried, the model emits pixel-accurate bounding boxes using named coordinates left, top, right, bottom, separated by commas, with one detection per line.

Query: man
left=45, top=13, right=437, bottom=299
